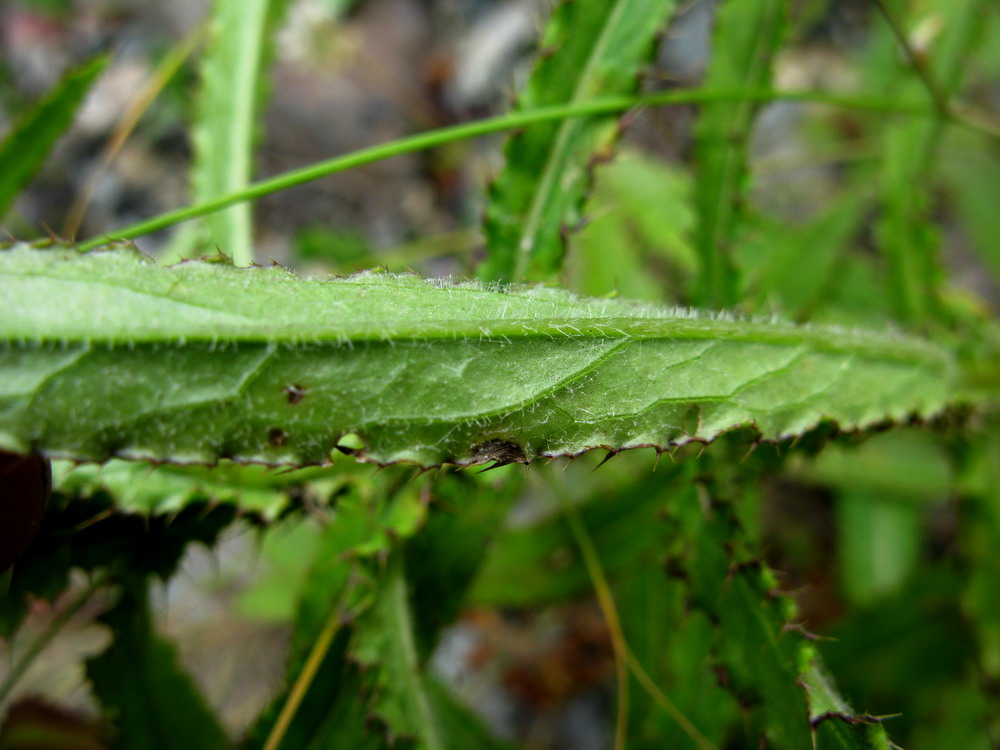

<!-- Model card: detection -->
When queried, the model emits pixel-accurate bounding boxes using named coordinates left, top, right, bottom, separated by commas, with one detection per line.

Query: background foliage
left=2, top=0, right=1000, bottom=748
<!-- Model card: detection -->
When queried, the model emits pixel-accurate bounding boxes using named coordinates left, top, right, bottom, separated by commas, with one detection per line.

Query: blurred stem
left=63, top=25, right=205, bottom=240
left=548, top=474, right=717, bottom=750
left=262, top=579, right=357, bottom=750
left=872, top=0, right=951, bottom=116
left=557, top=491, right=629, bottom=750
left=78, top=87, right=960, bottom=251
left=873, top=0, right=1000, bottom=139
left=0, top=573, right=106, bottom=705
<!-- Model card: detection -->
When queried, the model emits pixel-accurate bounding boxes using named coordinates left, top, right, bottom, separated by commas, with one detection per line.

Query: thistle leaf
left=479, top=0, right=678, bottom=283
left=0, top=244, right=956, bottom=468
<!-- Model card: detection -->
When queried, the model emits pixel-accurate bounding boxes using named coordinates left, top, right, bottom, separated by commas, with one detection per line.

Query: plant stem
left=0, top=573, right=105, bottom=704
left=550, top=475, right=717, bottom=750
left=62, top=25, right=205, bottom=240
left=873, top=0, right=1000, bottom=140
left=558, top=493, right=630, bottom=750
left=78, top=88, right=945, bottom=251
left=262, top=580, right=356, bottom=750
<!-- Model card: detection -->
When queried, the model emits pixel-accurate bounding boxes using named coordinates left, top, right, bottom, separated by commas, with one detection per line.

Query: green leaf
left=792, top=429, right=951, bottom=605
left=244, top=477, right=503, bottom=750
left=0, top=56, right=109, bottom=222
left=470, top=470, right=682, bottom=608
left=241, top=523, right=375, bottom=750
left=404, top=469, right=522, bottom=653
left=686, top=498, right=814, bottom=748
left=167, top=0, right=291, bottom=266
left=692, top=0, right=788, bottom=308
left=958, top=428, right=1000, bottom=738
left=803, top=664, right=893, bottom=750
left=86, top=587, right=229, bottom=750
left=749, top=196, right=863, bottom=318
left=479, top=0, right=678, bottom=283
left=673, top=483, right=892, bottom=749
left=938, top=130, right=1000, bottom=290
left=50, top=458, right=347, bottom=518
left=1, top=489, right=240, bottom=637
left=570, top=150, right=695, bottom=303
left=872, top=0, right=987, bottom=323
left=0, top=244, right=958, bottom=468
left=351, top=555, right=447, bottom=750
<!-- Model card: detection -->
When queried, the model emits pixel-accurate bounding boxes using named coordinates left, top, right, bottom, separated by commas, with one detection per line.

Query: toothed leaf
left=479, top=0, right=678, bottom=283
left=0, top=244, right=956, bottom=468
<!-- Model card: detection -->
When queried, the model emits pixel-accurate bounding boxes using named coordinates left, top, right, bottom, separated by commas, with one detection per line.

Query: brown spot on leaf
left=284, top=384, right=308, bottom=405
left=268, top=428, right=287, bottom=447
left=472, top=439, right=527, bottom=466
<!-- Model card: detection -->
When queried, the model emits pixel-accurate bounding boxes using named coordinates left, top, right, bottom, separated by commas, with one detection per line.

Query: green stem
left=873, top=0, right=1000, bottom=140
left=556, top=487, right=717, bottom=750
left=262, top=579, right=357, bottom=750
left=78, top=88, right=942, bottom=251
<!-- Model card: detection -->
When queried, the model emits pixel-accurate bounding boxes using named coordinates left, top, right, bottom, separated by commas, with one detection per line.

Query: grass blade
left=692, top=0, right=788, bottom=308
left=0, top=56, right=109, bottom=223
left=478, top=0, right=678, bottom=283
left=0, top=244, right=958, bottom=468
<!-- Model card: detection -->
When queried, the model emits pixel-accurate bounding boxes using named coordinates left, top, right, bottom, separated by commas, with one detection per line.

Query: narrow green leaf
left=479, top=0, right=678, bottom=283
left=0, top=244, right=958, bottom=468
left=958, top=428, right=1000, bottom=737
left=938, top=131, right=1000, bottom=290
left=404, top=470, right=522, bottom=653
left=170, top=0, right=290, bottom=266
left=686, top=497, right=814, bottom=748
left=244, top=479, right=482, bottom=750
left=692, top=0, right=788, bottom=308
left=87, top=588, right=229, bottom=750
left=0, top=56, right=109, bottom=222
left=470, top=471, right=682, bottom=608
left=570, top=151, right=695, bottom=303
left=242, top=521, right=375, bottom=750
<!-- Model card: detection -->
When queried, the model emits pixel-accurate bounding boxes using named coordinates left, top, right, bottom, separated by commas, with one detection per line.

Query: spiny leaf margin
left=0, top=243, right=955, bottom=468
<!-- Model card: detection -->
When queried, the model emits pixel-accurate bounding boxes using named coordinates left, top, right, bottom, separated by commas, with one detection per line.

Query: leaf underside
left=0, top=244, right=954, bottom=468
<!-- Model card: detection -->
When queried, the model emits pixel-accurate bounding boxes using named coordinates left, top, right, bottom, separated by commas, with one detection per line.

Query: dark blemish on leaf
left=471, top=439, right=527, bottom=466
left=268, top=428, right=287, bottom=448
left=810, top=712, right=884, bottom=729
left=284, top=384, right=308, bottom=404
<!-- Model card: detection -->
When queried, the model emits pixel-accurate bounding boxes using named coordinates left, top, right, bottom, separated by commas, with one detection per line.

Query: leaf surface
left=0, top=244, right=955, bottom=468
left=479, top=0, right=678, bottom=283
